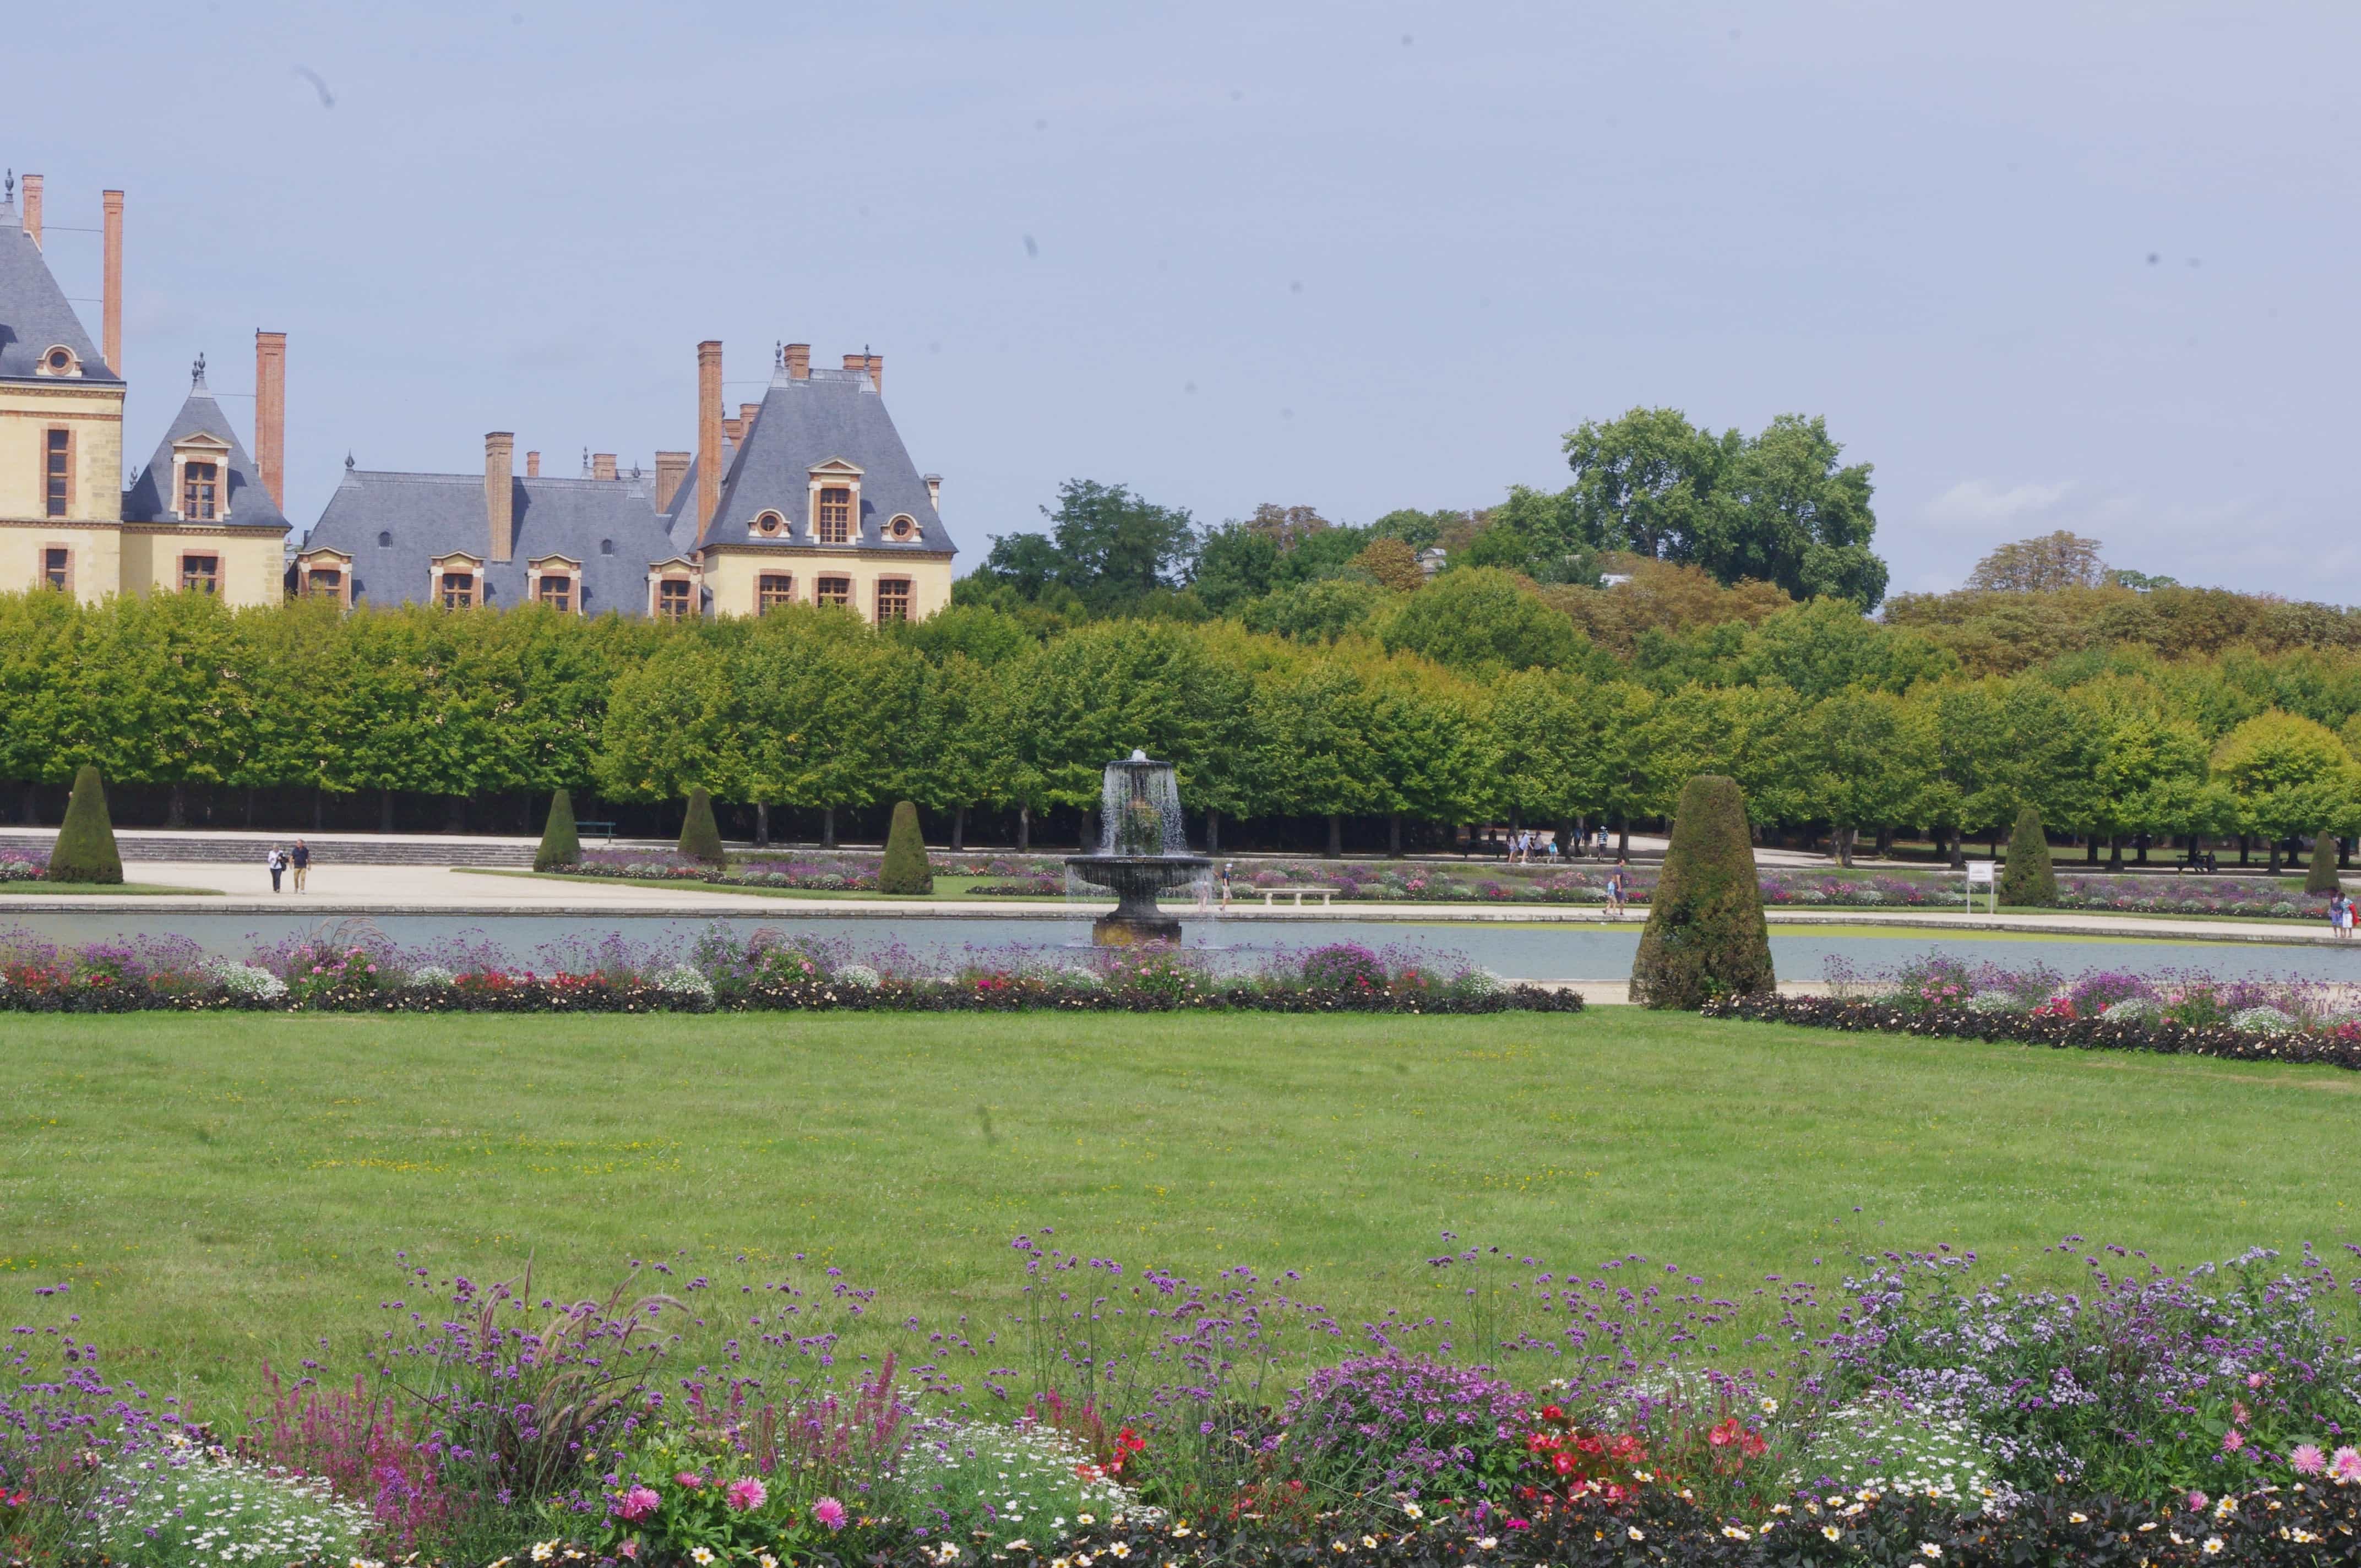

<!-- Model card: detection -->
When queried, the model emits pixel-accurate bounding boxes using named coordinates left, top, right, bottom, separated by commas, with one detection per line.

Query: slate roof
left=693, top=364, right=956, bottom=558
left=0, top=194, right=117, bottom=383
left=301, top=465, right=679, bottom=614
left=121, top=374, right=289, bottom=532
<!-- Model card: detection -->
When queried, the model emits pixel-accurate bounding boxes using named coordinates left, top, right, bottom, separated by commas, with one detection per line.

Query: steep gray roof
left=122, top=377, right=289, bottom=531
left=694, top=366, right=956, bottom=558
left=302, top=465, right=679, bottom=615
left=0, top=195, right=118, bottom=383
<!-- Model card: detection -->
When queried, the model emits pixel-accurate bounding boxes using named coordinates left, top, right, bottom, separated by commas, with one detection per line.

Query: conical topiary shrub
left=879, top=800, right=933, bottom=895
left=1629, top=775, right=1772, bottom=1008
left=536, top=788, right=583, bottom=871
left=48, top=764, right=123, bottom=884
left=678, top=786, right=725, bottom=864
left=2306, top=830, right=2343, bottom=895
left=1996, top=804, right=2057, bottom=907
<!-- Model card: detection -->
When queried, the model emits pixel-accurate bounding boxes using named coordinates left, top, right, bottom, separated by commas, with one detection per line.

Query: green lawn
left=6, top=1009, right=2357, bottom=1421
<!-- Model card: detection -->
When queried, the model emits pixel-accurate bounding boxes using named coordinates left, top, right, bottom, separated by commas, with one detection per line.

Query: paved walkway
left=0, top=861, right=2342, bottom=949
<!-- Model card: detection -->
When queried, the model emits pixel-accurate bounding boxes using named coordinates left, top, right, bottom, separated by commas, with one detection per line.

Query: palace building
left=0, top=174, right=291, bottom=605
left=2, top=171, right=957, bottom=620
left=294, top=339, right=959, bottom=620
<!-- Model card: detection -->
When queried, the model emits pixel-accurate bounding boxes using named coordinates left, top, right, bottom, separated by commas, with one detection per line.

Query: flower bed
left=18, top=1238, right=2361, bottom=1566
left=0, top=848, right=44, bottom=881
left=0, top=928, right=1574, bottom=1015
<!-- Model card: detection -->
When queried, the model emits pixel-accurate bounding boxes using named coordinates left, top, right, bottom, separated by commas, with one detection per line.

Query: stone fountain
left=1066, top=750, right=1212, bottom=945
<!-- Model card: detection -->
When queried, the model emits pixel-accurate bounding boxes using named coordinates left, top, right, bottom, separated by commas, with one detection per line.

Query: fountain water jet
left=1065, top=750, right=1211, bottom=945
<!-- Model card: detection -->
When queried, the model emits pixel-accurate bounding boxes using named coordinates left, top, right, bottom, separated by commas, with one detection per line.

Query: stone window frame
left=647, top=557, right=701, bottom=621
left=170, top=433, right=235, bottom=523
left=430, top=551, right=485, bottom=609
left=296, top=547, right=354, bottom=608
left=42, top=427, right=73, bottom=519
left=176, top=551, right=222, bottom=596
left=527, top=554, right=584, bottom=615
left=807, top=459, right=864, bottom=545
left=39, top=542, right=73, bottom=595
left=814, top=574, right=853, bottom=609
left=750, top=509, right=788, bottom=539
left=34, top=344, right=81, bottom=378
left=757, top=573, right=796, bottom=614
left=885, top=513, right=919, bottom=543
left=874, top=576, right=913, bottom=623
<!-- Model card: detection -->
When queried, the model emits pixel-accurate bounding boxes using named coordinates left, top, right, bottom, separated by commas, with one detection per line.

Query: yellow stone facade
left=700, top=545, right=954, bottom=623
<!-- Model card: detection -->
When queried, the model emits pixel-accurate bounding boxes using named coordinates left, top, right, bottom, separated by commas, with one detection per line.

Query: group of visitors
left=1505, top=830, right=1563, bottom=865
left=265, top=839, right=311, bottom=893
left=2331, top=889, right=2354, bottom=939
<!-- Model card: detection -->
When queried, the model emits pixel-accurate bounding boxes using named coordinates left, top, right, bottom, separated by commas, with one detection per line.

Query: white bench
left=1249, top=885, right=1341, bottom=907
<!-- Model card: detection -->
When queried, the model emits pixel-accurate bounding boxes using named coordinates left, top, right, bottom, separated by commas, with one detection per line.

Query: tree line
left=9, top=573, right=2361, bottom=865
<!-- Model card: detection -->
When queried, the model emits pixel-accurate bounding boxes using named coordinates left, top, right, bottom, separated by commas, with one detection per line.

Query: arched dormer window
left=886, top=514, right=918, bottom=542
left=752, top=510, right=787, bottom=538
left=35, top=346, right=80, bottom=378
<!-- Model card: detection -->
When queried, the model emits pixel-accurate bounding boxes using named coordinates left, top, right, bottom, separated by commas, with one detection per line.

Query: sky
left=13, top=1, right=2357, bottom=600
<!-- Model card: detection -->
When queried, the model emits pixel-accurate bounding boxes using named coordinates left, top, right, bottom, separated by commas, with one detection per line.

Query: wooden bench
left=574, top=820, right=619, bottom=841
left=1248, top=885, right=1341, bottom=907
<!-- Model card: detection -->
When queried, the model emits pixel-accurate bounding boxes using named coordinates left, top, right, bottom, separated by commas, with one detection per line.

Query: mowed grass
left=6, top=1009, right=2359, bottom=1420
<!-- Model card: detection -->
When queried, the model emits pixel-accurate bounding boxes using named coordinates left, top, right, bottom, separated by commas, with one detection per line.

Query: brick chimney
left=842, top=352, right=867, bottom=374
left=739, top=401, right=760, bottom=437
left=785, top=342, right=809, bottom=380
left=924, top=473, right=942, bottom=511
left=525, top=449, right=540, bottom=477
left=655, top=450, right=689, bottom=512
left=696, top=341, right=722, bottom=534
left=486, top=432, right=515, bottom=562
left=253, top=330, right=286, bottom=509
left=722, top=415, right=742, bottom=447
left=592, top=452, right=617, bottom=481
left=867, top=352, right=883, bottom=394
left=20, top=174, right=40, bottom=248
left=101, top=190, right=122, bottom=375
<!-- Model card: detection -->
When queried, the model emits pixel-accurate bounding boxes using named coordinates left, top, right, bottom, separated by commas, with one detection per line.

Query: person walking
left=1606, top=865, right=1624, bottom=916
left=291, top=838, right=311, bottom=893
left=1220, top=860, right=1234, bottom=911
left=266, top=845, right=286, bottom=894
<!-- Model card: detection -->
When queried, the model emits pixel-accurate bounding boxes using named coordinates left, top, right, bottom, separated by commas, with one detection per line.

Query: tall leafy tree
left=1706, top=414, right=1886, bottom=606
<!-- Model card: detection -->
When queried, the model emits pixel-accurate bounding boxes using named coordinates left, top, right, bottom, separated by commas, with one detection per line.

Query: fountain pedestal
left=1066, top=750, right=1210, bottom=946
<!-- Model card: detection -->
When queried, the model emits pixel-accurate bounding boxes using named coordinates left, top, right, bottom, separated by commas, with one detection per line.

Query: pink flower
left=2188, top=1491, right=2208, bottom=1512
left=813, top=1495, right=848, bottom=1532
left=619, top=1545, right=638, bottom=1561
left=2334, top=1446, right=2361, bottom=1482
left=2222, top=1428, right=2246, bottom=1453
left=727, top=1477, right=767, bottom=1512
left=2292, top=1444, right=2327, bottom=1476
left=676, top=1471, right=706, bottom=1490
left=618, top=1485, right=660, bottom=1522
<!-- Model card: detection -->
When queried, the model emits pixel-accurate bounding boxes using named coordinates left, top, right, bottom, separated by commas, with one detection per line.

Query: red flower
left=1539, top=1404, right=1565, bottom=1423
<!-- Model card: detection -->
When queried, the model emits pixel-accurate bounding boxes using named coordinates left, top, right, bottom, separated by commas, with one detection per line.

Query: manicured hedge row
left=1701, top=992, right=2361, bottom=1069
left=0, top=977, right=1585, bottom=1016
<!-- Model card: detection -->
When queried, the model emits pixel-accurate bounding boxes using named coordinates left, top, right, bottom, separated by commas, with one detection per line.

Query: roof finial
left=191, top=352, right=206, bottom=389
left=581, top=445, right=590, bottom=476
left=3, top=171, right=12, bottom=205
left=775, top=341, right=784, bottom=368
left=344, top=451, right=355, bottom=470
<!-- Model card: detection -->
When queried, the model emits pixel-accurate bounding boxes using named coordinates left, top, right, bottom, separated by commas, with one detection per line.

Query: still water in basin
left=2, top=910, right=2357, bottom=982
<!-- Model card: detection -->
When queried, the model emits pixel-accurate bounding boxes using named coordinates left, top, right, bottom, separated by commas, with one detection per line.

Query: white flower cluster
left=2231, top=1005, right=2296, bottom=1034
left=650, top=963, right=716, bottom=999
left=1966, top=991, right=2023, bottom=1014
left=2100, top=997, right=2160, bottom=1022
left=81, top=1452, right=369, bottom=1566
left=1059, top=966, right=1105, bottom=991
left=1794, top=1396, right=1993, bottom=1503
left=902, top=1418, right=1135, bottom=1550
left=834, top=962, right=882, bottom=989
left=404, top=965, right=458, bottom=989
left=210, top=961, right=288, bottom=1001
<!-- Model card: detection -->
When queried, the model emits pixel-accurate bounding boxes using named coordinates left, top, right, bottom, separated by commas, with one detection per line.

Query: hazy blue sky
left=16, top=2, right=2355, bottom=598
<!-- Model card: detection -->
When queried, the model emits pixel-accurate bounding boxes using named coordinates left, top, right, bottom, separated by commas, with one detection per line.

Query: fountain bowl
left=1069, top=852, right=1213, bottom=944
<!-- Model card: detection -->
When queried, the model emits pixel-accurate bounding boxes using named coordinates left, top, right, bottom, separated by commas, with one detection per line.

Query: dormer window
left=807, top=459, right=864, bottom=545
left=887, top=514, right=917, bottom=542
left=429, top=552, right=484, bottom=609
left=647, top=557, right=701, bottom=620
left=296, top=547, right=354, bottom=608
left=182, top=464, right=219, bottom=520
left=528, top=554, right=583, bottom=615
left=168, top=433, right=235, bottom=523
left=36, top=346, right=79, bottom=377
left=752, top=510, right=786, bottom=538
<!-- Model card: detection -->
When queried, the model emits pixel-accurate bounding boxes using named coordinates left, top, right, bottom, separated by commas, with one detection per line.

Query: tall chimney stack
left=842, top=352, right=867, bottom=375
left=20, top=175, right=40, bottom=248
left=253, top=331, right=286, bottom=509
left=924, top=473, right=942, bottom=511
left=592, top=452, right=617, bottom=481
left=785, top=342, right=809, bottom=380
left=654, top=450, right=689, bottom=512
left=696, top=341, right=722, bottom=535
left=722, top=415, right=743, bottom=447
left=525, top=450, right=540, bottom=477
left=485, top=432, right=515, bottom=562
left=867, top=352, right=883, bottom=394
left=101, top=190, right=123, bottom=375
left=739, top=401, right=761, bottom=437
